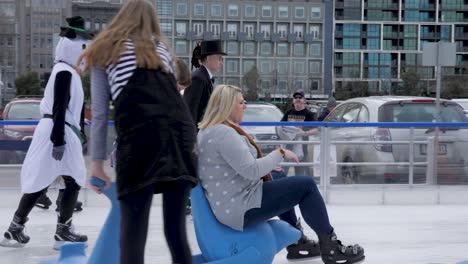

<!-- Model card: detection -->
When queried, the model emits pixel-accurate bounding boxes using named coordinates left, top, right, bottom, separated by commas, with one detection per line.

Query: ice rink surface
left=0, top=201, right=467, bottom=264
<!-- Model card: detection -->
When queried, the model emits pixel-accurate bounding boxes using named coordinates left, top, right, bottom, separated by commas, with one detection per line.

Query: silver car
left=242, top=103, right=284, bottom=154
left=309, top=96, right=468, bottom=184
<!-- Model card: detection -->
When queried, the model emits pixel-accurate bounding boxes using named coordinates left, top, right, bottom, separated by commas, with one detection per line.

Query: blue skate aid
left=39, top=177, right=120, bottom=264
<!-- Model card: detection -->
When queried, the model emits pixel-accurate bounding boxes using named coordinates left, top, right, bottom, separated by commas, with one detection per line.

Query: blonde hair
left=78, top=0, right=171, bottom=71
left=198, top=85, right=242, bottom=129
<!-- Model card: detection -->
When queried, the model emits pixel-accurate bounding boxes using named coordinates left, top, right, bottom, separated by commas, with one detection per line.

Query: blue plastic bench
left=191, top=185, right=301, bottom=264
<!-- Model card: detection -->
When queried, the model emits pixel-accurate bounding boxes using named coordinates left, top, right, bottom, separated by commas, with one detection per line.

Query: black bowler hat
left=59, top=16, right=93, bottom=40
left=200, top=40, right=227, bottom=56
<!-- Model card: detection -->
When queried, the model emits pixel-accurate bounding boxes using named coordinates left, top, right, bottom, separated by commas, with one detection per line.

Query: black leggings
left=15, top=176, right=80, bottom=222
left=120, top=181, right=192, bottom=264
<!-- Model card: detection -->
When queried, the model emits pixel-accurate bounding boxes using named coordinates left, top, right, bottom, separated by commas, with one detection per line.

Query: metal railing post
left=409, top=127, right=414, bottom=185
left=319, top=126, right=330, bottom=202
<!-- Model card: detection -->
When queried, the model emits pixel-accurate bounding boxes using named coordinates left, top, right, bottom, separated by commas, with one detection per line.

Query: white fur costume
left=21, top=37, right=89, bottom=193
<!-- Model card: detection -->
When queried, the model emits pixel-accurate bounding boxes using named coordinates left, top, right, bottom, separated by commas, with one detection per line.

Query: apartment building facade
left=334, top=0, right=468, bottom=98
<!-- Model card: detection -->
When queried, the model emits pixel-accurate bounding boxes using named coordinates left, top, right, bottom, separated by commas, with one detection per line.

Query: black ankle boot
left=53, top=217, right=87, bottom=250
left=318, top=230, right=365, bottom=264
left=286, top=219, right=321, bottom=260
left=0, top=215, right=30, bottom=247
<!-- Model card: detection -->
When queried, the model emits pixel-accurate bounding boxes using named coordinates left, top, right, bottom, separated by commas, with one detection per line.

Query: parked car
left=0, top=97, right=42, bottom=164
left=307, top=96, right=468, bottom=185
left=306, top=99, right=342, bottom=120
left=451, top=98, right=468, bottom=117
left=241, top=103, right=284, bottom=154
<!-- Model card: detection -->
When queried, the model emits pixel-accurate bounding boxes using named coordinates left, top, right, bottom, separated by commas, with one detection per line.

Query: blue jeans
left=244, top=175, right=333, bottom=236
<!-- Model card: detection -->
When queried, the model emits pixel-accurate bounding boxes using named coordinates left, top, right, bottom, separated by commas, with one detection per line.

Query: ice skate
left=53, top=217, right=88, bottom=250
left=0, top=215, right=30, bottom=248
left=319, top=230, right=365, bottom=264
left=35, top=193, right=52, bottom=210
left=286, top=218, right=321, bottom=260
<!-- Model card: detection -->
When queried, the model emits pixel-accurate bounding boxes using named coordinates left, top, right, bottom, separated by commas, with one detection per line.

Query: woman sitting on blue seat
left=196, top=84, right=365, bottom=264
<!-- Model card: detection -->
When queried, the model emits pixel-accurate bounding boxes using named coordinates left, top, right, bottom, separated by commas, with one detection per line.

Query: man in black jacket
left=183, top=40, right=227, bottom=126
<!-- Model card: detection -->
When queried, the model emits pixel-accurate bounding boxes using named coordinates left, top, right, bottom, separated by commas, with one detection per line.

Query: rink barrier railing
left=2, top=120, right=468, bottom=204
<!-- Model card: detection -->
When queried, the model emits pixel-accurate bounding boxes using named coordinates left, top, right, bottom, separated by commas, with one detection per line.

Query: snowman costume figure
left=0, top=16, right=91, bottom=249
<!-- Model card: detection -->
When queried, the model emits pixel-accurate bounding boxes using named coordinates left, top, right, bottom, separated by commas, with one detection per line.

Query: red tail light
left=372, top=128, right=392, bottom=152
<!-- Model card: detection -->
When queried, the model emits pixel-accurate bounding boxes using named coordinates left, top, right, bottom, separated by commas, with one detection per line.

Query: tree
left=399, top=69, right=422, bottom=96
left=15, top=72, right=42, bottom=96
left=243, top=65, right=260, bottom=102
left=441, top=75, right=468, bottom=99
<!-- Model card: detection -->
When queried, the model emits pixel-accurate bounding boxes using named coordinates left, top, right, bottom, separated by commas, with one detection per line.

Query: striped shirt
left=105, top=39, right=173, bottom=100
left=90, top=39, right=174, bottom=160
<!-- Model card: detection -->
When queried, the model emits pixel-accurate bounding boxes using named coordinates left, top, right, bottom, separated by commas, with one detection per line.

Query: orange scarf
left=228, top=123, right=272, bottom=182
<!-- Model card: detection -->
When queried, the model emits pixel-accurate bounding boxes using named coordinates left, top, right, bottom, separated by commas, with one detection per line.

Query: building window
left=278, top=6, right=289, bottom=18
left=211, top=4, right=222, bottom=17
left=85, top=19, right=91, bottom=29
left=160, top=22, right=172, bottom=35
left=243, top=42, right=256, bottom=56
left=244, top=23, right=255, bottom=38
left=293, top=61, right=306, bottom=75
left=175, top=40, right=187, bottom=55
left=262, top=6, right=272, bottom=18
left=176, top=3, right=187, bottom=16
left=245, top=4, right=255, bottom=18
left=227, top=23, right=238, bottom=38
left=194, top=3, right=204, bottom=16
left=295, top=7, right=305, bottom=18
left=311, top=7, right=321, bottom=19
left=95, top=19, right=100, bottom=31
left=243, top=59, right=256, bottom=74
left=277, top=60, right=289, bottom=74
left=260, top=42, right=272, bottom=56
left=227, top=42, right=239, bottom=55
left=293, top=43, right=305, bottom=56
left=293, top=24, right=305, bottom=38
left=309, top=25, right=320, bottom=39
left=277, top=43, right=289, bottom=56
left=310, top=80, right=319, bottom=90
left=228, top=4, right=239, bottom=17
left=193, top=22, right=204, bottom=37
left=309, top=61, right=321, bottom=74
left=176, top=22, right=187, bottom=37
left=226, top=59, right=239, bottom=74
left=277, top=24, right=288, bottom=39
left=260, top=60, right=272, bottom=74
left=260, top=24, right=271, bottom=38
left=310, top=43, right=322, bottom=57
left=210, top=23, right=221, bottom=38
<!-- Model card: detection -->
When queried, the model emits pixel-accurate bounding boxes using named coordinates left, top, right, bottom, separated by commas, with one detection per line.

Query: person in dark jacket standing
left=183, top=40, right=227, bottom=125
left=318, top=97, right=337, bottom=121
left=79, top=1, right=198, bottom=264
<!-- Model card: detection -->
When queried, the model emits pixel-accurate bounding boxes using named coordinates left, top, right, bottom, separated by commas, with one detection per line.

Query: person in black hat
left=1, top=15, right=90, bottom=249
left=183, top=40, right=227, bottom=126
left=34, top=15, right=92, bottom=214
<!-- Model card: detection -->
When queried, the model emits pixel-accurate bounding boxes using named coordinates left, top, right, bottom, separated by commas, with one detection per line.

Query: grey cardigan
left=197, top=124, right=283, bottom=231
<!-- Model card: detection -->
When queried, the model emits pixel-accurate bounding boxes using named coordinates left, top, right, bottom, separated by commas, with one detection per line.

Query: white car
left=242, top=103, right=284, bottom=154
left=308, top=96, right=468, bottom=184
left=451, top=98, right=468, bottom=117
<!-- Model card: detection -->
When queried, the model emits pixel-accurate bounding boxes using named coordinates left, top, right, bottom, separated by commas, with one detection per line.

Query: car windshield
left=243, top=105, right=283, bottom=122
left=453, top=100, right=468, bottom=109
left=379, top=102, right=468, bottom=122
left=7, top=102, right=41, bottom=120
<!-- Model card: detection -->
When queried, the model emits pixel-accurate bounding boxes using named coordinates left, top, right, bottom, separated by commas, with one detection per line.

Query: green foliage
left=243, top=65, right=260, bottom=102
left=14, top=72, right=42, bottom=96
left=399, top=69, right=422, bottom=96
left=441, top=75, right=468, bottom=99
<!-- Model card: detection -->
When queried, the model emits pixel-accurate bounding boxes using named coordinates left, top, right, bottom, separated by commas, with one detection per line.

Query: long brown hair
left=78, top=0, right=172, bottom=71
